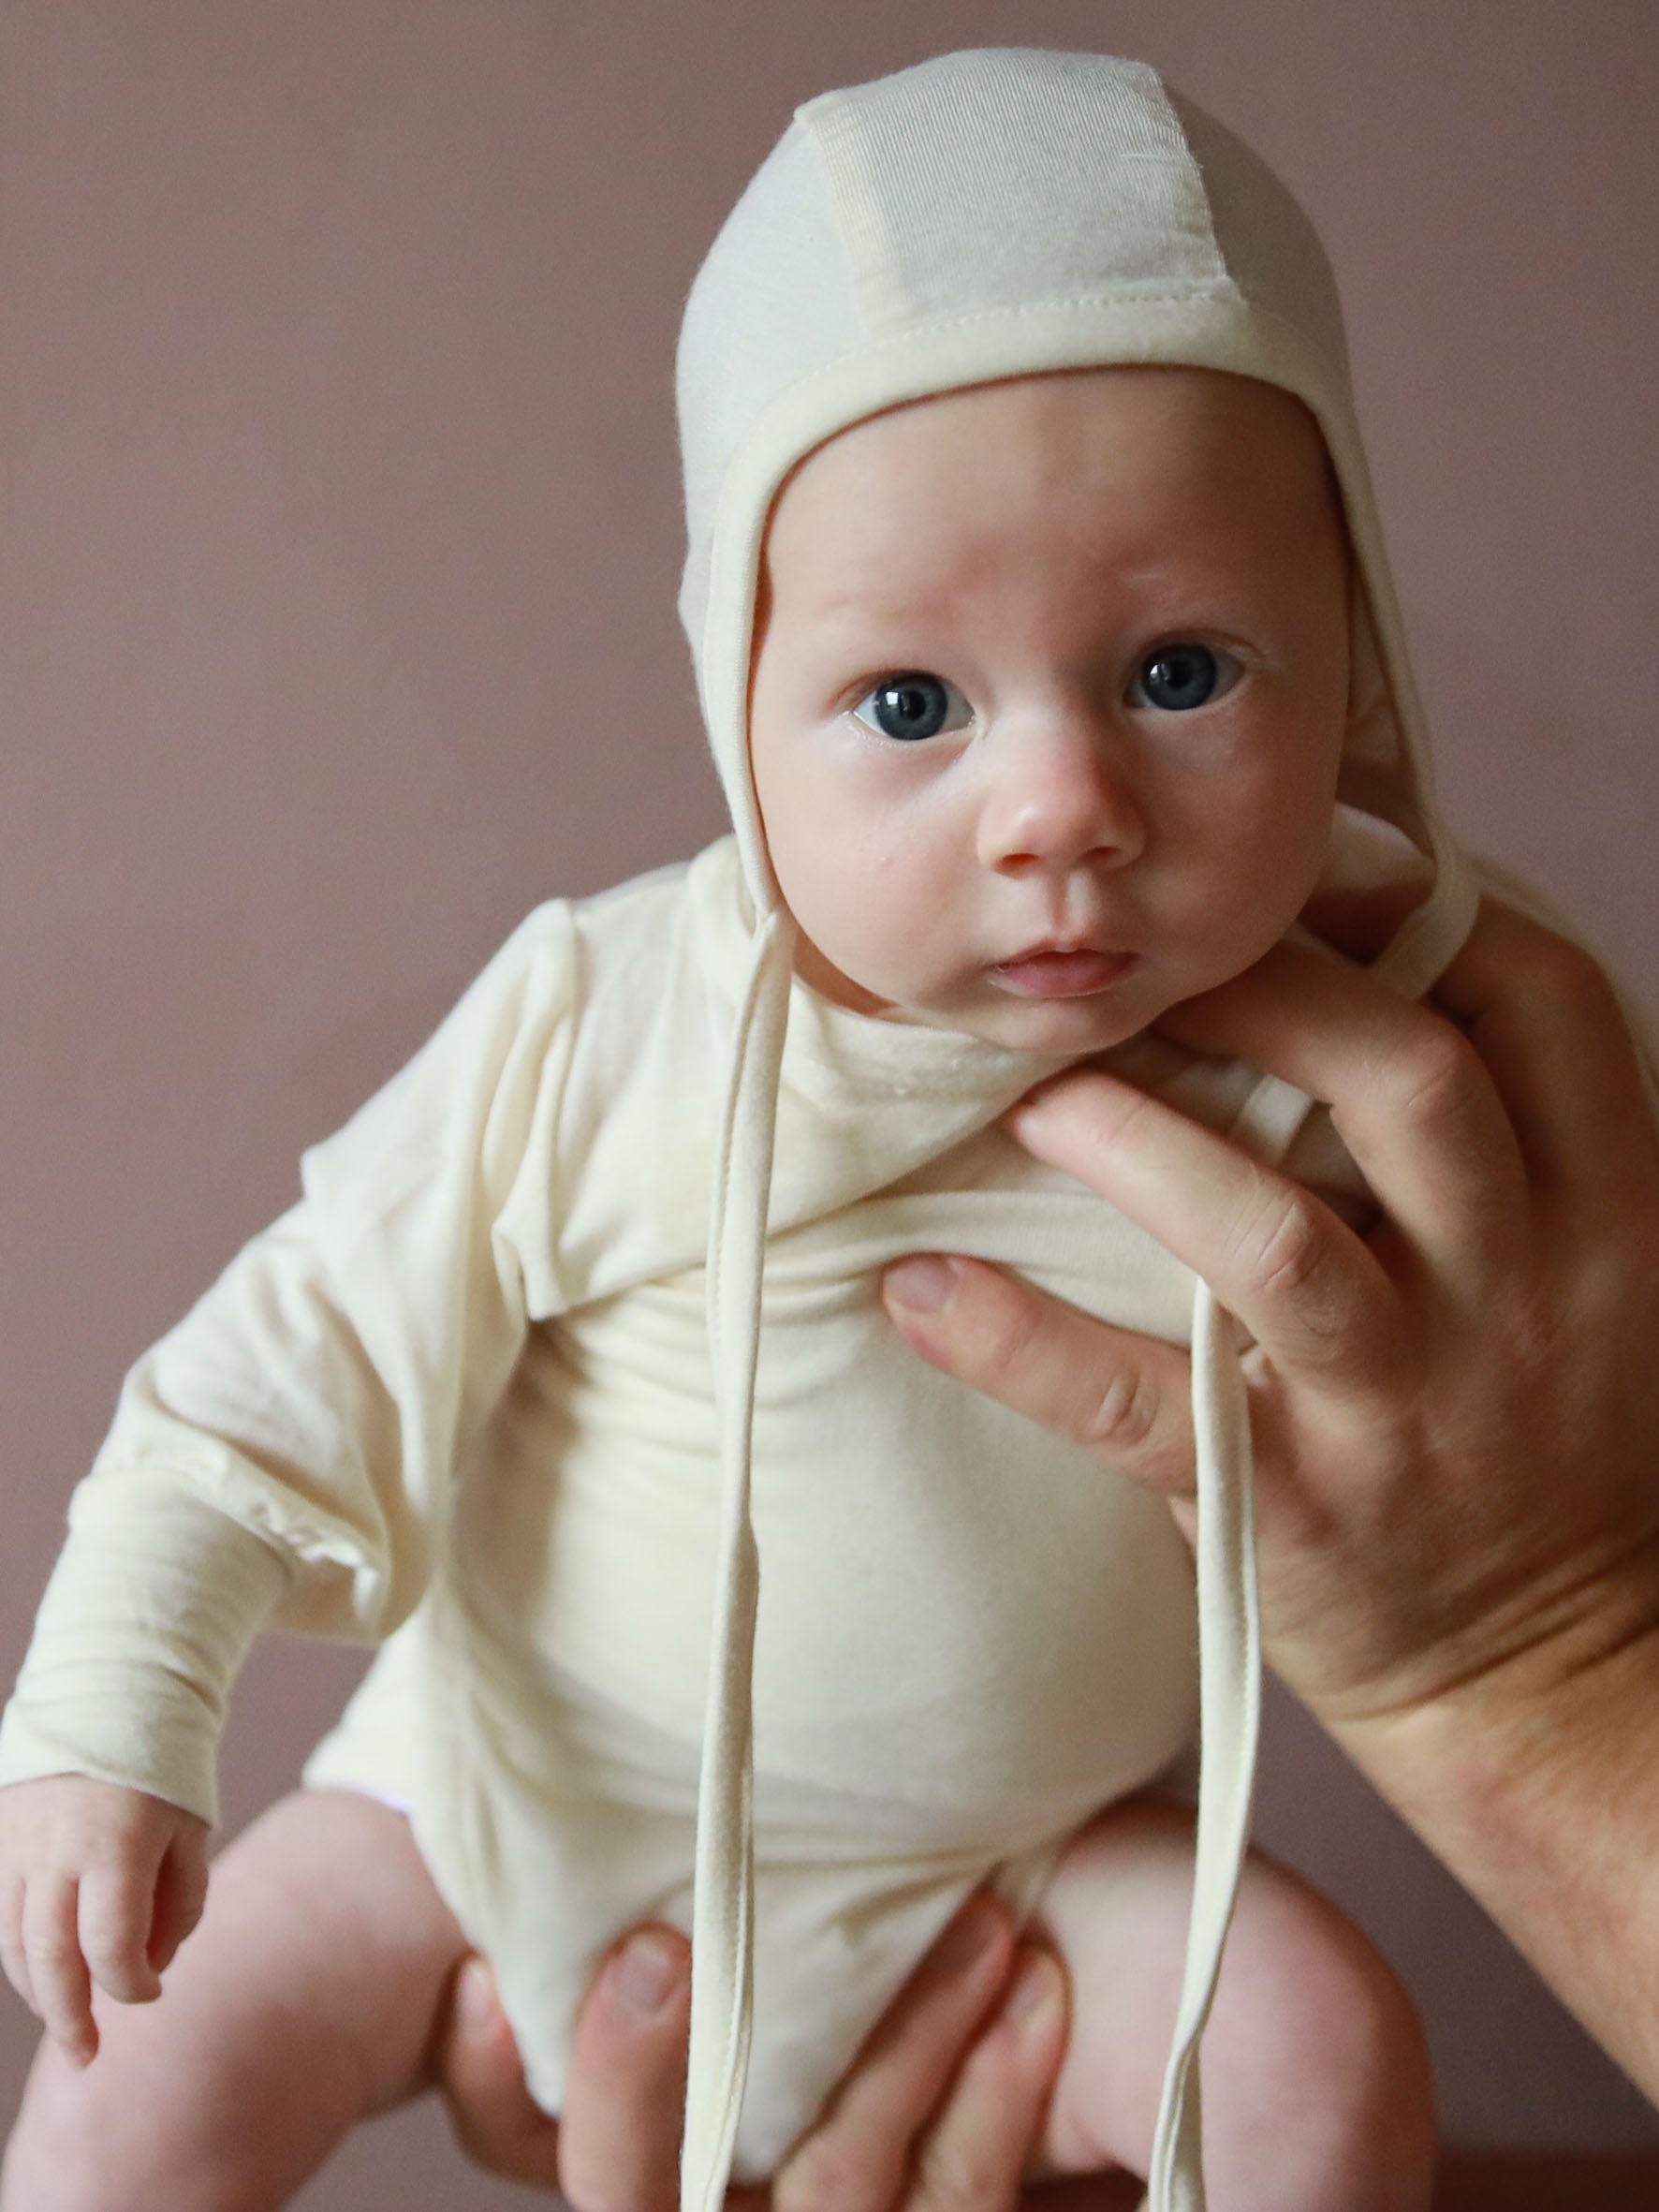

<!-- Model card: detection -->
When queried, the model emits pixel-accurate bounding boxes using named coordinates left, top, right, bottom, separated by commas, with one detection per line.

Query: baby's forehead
left=762, top=365, right=1343, bottom=599
left=784, top=367, right=1329, bottom=509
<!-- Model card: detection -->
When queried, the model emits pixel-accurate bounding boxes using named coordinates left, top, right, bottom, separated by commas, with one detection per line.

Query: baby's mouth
left=989, top=947, right=1138, bottom=1000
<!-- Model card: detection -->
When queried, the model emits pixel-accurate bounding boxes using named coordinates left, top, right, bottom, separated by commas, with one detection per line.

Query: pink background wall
left=2, top=3, right=1654, bottom=2201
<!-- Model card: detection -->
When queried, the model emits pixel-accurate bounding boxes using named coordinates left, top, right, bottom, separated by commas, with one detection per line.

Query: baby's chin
left=879, top=979, right=1168, bottom=1058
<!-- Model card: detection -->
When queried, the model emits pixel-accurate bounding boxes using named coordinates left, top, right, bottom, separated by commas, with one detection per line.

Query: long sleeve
left=0, top=900, right=580, bottom=1823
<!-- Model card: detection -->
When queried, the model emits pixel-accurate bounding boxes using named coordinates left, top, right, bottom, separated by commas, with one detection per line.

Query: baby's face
left=747, top=365, right=1353, bottom=1054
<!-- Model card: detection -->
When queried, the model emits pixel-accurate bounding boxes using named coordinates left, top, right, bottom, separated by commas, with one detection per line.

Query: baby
left=0, top=50, right=1473, bottom=2212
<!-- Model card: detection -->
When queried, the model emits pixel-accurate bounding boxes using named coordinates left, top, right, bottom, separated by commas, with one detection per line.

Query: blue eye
left=1127, top=643, right=1242, bottom=714
left=851, top=671, right=973, bottom=744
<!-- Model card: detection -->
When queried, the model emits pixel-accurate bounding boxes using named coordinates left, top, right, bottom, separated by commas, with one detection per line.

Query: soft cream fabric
left=671, top=52, right=1475, bottom=2209
left=1, top=51, right=1485, bottom=2212
left=3, top=840, right=1233, bottom=2162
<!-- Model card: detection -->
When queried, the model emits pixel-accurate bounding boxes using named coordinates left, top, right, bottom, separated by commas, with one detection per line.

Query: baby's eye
left=1126, top=643, right=1243, bottom=715
left=851, top=671, right=974, bottom=744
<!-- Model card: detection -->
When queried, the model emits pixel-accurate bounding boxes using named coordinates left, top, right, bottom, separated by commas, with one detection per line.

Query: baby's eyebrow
left=800, top=578, right=958, bottom=637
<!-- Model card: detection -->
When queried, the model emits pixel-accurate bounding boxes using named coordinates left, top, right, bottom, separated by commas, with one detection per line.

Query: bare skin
left=0, top=1789, right=1076, bottom=2212
left=2, top=1787, right=1426, bottom=2212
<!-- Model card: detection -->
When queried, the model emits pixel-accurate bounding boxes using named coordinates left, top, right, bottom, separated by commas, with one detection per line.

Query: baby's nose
left=975, top=709, right=1147, bottom=876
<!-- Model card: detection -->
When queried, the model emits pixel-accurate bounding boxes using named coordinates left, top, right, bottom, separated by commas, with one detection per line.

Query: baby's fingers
left=0, top=1871, right=34, bottom=2017
left=148, top=1829, right=210, bottom=1974
left=79, top=1859, right=165, bottom=2005
left=22, top=1873, right=96, bottom=2066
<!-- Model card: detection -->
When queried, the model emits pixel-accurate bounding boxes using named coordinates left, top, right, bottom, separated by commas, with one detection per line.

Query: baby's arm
left=0, top=907, right=578, bottom=2060
left=0, top=1776, right=207, bottom=2066
left=1, top=1790, right=470, bottom=2212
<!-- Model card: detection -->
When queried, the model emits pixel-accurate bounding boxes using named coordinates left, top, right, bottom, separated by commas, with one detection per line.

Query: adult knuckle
left=1240, top=1189, right=1327, bottom=1305
left=558, top=2146, right=668, bottom=2212
left=974, top=1292, right=1044, bottom=1396
left=1524, top=928, right=1615, bottom=1012
left=1081, top=1363, right=1160, bottom=1455
left=1494, top=1277, right=1566, bottom=1381
left=1378, top=1024, right=1477, bottom=1136
left=552, top=2160, right=617, bottom=2212
left=777, top=2130, right=883, bottom=2212
left=914, top=2132, right=1001, bottom=2212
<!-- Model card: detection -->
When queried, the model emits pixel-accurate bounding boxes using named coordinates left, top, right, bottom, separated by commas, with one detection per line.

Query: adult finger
left=1004, top=1078, right=1396, bottom=1394
left=1153, top=935, right=1529, bottom=1280
left=78, top=1859, right=162, bottom=2004
left=22, top=1874, right=95, bottom=2066
left=1431, top=899, right=1659, bottom=1215
left=436, top=1955, right=565, bottom=2187
left=774, top=1892, right=1016, bottom=2212
left=882, top=1258, right=1198, bottom=1497
left=556, top=1927, right=691, bottom=2212
left=900, top=1945, right=1067, bottom=2212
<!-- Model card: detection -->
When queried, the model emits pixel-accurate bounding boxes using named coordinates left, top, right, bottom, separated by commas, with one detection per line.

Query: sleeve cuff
left=0, top=1473, right=292, bottom=1824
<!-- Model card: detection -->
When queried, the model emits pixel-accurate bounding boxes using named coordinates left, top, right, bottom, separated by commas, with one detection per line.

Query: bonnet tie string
left=1143, top=1278, right=1260, bottom=2212
left=680, top=861, right=1478, bottom=2212
left=682, top=907, right=795, bottom=2212
left=1145, top=1057, right=1351, bottom=2210
left=1142, top=836, right=1479, bottom=2211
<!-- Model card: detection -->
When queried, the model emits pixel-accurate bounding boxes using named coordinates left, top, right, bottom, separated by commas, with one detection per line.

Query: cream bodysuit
left=0, top=52, right=1482, bottom=2212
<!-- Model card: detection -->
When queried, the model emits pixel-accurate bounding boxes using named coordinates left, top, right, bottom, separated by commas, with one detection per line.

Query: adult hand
left=881, top=896, right=1659, bottom=2101
left=433, top=1889, right=1073, bottom=2211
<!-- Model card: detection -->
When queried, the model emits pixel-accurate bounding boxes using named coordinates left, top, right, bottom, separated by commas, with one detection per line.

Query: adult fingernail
left=454, top=1956, right=499, bottom=2032
left=615, top=1930, right=682, bottom=2016
left=1002, top=1950, right=1062, bottom=2025
left=883, top=1255, right=959, bottom=1313
left=1003, top=1075, right=1060, bottom=1125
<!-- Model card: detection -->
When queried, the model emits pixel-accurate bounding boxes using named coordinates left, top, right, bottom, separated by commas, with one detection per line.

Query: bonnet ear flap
left=1332, top=543, right=1481, bottom=1001
left=682, top=907, right=796, bottom=2212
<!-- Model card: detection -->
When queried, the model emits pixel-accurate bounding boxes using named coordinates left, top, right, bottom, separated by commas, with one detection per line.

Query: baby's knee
left=1213, top=1877, right=1435, bottom=2212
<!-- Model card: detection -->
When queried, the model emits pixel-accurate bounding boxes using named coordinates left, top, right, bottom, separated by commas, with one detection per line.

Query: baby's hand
left=0, top=1775, right=209, bottom=2066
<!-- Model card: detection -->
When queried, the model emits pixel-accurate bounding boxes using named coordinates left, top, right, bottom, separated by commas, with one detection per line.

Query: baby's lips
left=989, top=948, right=1138, bottom=1000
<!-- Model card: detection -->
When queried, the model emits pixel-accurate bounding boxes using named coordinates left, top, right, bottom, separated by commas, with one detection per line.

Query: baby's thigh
left=1, top=1788, right=469, bottom=2212
left=1031, top=1795, right=1433, bottom=2211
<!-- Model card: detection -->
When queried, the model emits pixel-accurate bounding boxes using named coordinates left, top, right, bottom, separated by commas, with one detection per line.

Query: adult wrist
left=1327, top=1578, right=1659, bottom=2102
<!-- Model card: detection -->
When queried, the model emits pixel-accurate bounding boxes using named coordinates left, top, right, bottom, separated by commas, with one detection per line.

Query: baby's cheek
left=1214, top=804, right=1335, bottom=939
left=1161, top=894, right=1296, bottom=1007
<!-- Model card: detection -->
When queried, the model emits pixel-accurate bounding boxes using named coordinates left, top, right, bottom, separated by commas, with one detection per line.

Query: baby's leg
left=1, top=1788, right=470, bottom=2212
left=1031, top=1795, right=1435, bottom=2212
